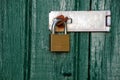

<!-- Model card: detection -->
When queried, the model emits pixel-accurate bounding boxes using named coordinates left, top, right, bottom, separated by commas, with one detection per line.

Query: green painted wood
left=108, top=0, right=120, bottom=80
left=90, top=0, right=120, bottom=80
left=30, top=0, right=75, bottom=80
left=0, top=0, right=26, bottom=80
left=0, top=0, right=2, bottom=79
left=90, top=0, right=110, bottom=80
left=1, top=0, right=120, bottom=80
left=74, top=0, right=90, bottom=80
left=30, top=0, right=90, bottom=80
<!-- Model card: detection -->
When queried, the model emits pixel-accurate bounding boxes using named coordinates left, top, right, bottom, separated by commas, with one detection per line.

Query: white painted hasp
left=49, top=11, right=111, bottom=32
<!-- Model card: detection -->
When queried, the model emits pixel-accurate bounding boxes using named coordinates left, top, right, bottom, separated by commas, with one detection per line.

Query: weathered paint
left=0, top=0, right=26, bottom=80
left=0, top=0, right=120, bottom=80
left=90, top=0, right=120, bottom=80
left=30, top=0, right=75, bottom=80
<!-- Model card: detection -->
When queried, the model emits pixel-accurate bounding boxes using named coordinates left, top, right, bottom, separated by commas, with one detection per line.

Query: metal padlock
left=50, top=18, right=70, bottom=52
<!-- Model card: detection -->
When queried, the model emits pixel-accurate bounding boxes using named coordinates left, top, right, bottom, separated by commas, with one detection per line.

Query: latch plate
left=49, top=11, right=111, bottom=32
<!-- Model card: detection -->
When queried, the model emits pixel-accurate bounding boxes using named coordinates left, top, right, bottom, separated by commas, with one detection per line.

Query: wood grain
left=0, top=0, right=2, bottom=79
left=90, top=0, right=110, bottom=80
left=74, top=0, right=90, bottom=80
left=30, top=0, right=75, bottom=80
left=1, top=0, right=120, bottom=80
left=109, top=0, right=120, bottom=80
left=0, top=0, right=26, bottom=80
left=30, top=0, right=90, bottom=80
left=90, top=0, right=120, bottom=80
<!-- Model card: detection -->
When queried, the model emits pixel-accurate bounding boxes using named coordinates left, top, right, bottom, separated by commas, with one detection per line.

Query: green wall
left=0, top=0, right=120, bottom=80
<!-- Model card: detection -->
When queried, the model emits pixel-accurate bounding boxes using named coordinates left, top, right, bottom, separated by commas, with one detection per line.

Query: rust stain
left=55, top=15, right=68, bottom=32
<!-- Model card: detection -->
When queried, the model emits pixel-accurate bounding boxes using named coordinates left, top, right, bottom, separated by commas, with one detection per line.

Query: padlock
left=50, top=18, right=70, bottom=52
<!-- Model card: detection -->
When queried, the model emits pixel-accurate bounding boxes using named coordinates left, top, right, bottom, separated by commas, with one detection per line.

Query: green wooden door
left=0, top=0, right=120, bottom=80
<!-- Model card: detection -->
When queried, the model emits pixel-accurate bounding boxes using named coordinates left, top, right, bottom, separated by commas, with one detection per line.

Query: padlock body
left=50, top=34, right=70, bottom=52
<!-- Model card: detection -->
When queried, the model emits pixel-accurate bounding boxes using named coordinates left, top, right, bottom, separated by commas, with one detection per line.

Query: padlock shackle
left=52, top=18, right=67, bottom=34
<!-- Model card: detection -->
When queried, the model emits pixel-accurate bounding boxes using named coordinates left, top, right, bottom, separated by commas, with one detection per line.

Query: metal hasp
left=49, top=11, right=111, bottom=32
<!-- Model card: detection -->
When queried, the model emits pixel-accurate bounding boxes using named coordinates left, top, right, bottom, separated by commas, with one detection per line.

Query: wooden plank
left=30, top=0, right=75, bottom=80
left=74, top=0, right=90, bottom=80
left=90, top=0, right=120, bottom=80
left=108, top=0, right=120, bottom=80
left=30, top=0, right=90, bottom=80
left=90, top=0, right=111, bottom=80
left=0, top=0, right=26, bottom=80
left=0, top=0, right=2, bottom=79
